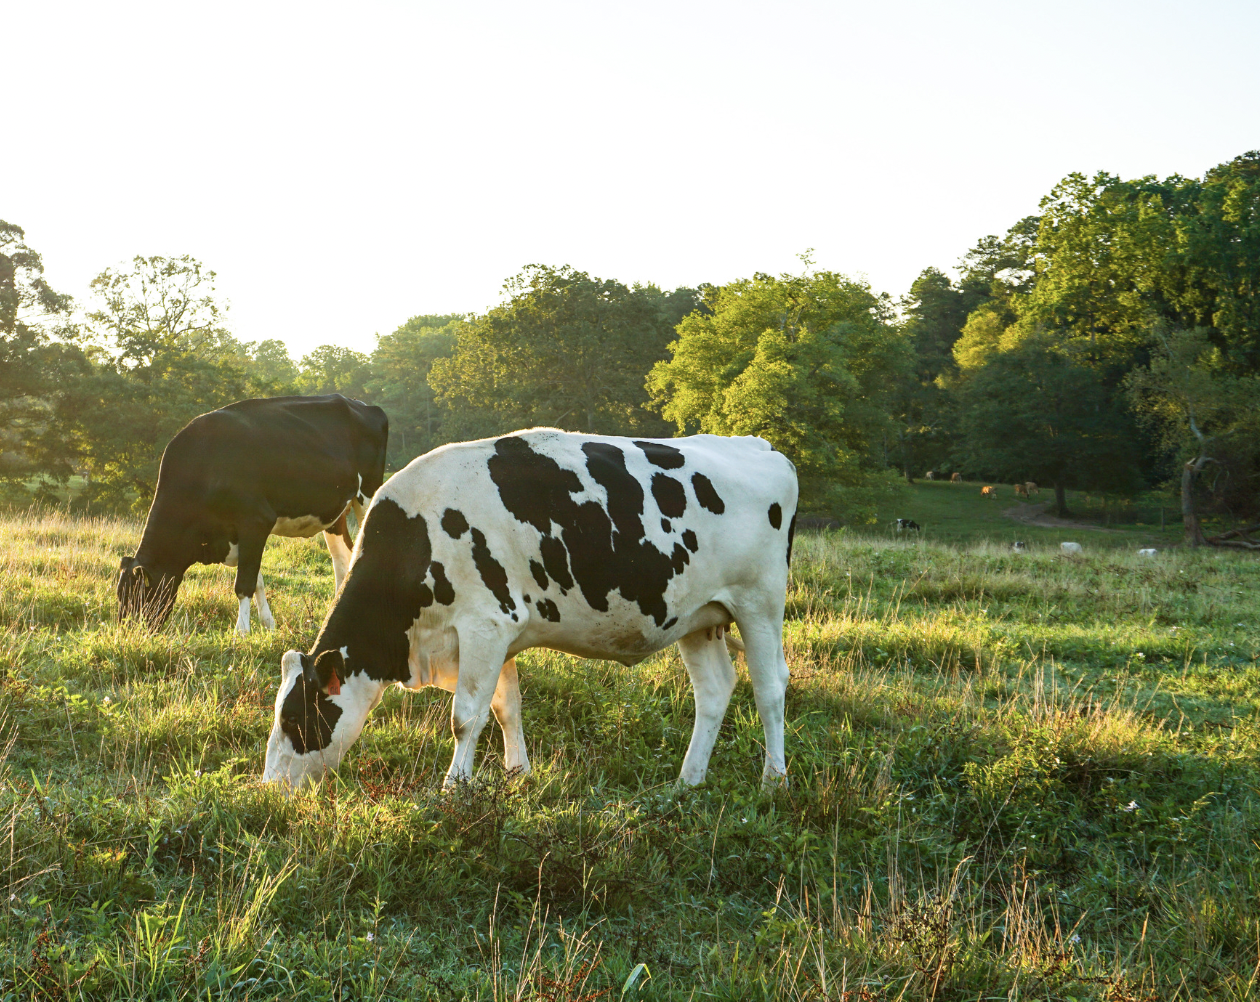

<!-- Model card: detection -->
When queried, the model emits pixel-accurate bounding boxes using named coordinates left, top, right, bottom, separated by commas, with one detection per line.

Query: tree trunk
left=1182, top=457, right=1208, bottom=547
left=1053, top=482, right=1069, bottom=517
left=904, top=464, right=915, bottom=485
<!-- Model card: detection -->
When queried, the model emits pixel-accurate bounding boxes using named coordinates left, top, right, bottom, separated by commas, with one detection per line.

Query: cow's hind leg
left=732, top=612, right=790, bottom=787
left=491, top=658, right=531, bottom=776
left=445, top=641, right=512, bottom=788
left=323, top=510, right=354, bottom=593
left=253, top=573, right=276, bottom=631
left=677, top=628, right=738, bottom=786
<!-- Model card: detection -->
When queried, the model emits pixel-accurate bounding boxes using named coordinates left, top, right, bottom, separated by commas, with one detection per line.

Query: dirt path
left=1003, top=501, right=1120, bottom=533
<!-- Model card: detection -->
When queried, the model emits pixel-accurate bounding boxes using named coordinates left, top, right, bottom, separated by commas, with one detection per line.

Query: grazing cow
left=262, top=429, right=799, bottom=792
left=1061, top=541, right=1083, bottom=554
left=950, top=472, right=962, bottom=483
left=118, top=395, right=388, bottom=634
left=895, top=518, right=921, bottom=532
left=1014, top=483, right=1028, bottom=498
left=1025, top=482, right=1039, bottom=497
left=924, top=471, right=936, bottom=481
left=981, top=486, right=996, bottom=497
left=1138, top=548, right=1158, bottom=556
left=1012, top=541, right=1027, bottom=553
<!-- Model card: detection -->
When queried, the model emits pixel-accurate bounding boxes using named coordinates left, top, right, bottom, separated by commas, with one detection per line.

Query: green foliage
left=365, top=314, right=459, bottom=467
left=649, top=267, right=909, bottom=520
left=297, top=344, right=373, bottom=399
left=0, top=221, right=86, bottom=499
left=430, top=265, right=692, bottom=438
left=3, top=511, right=1260, bottom=999
left=956, top=333, right=1142, bottom=511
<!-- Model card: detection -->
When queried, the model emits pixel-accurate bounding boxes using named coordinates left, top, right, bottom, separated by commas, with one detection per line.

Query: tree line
left=2, top=151, right=1258, bottom=543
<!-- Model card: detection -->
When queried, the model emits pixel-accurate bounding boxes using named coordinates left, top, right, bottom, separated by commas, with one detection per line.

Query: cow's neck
left=309, top=569, right=412, bottom=685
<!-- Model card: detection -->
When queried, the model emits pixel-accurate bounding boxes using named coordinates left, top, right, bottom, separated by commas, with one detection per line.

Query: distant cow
left=1061, top=541, right=1083, bottom=554
left=1014, top=483, right=1028, bottom=498
left=1012, top=541, right=1027, bottom=553
left=1025, top=482, right=1039, bottom=496
left=950, top=473, right=962, bottom=483
left=118, top=395, right=388, bottom=634
left=896, top=518, right=921, bottom=532
left=981, top=486, right=996, bottom=497
left=1138, top=548, right=1158, bottom=556
left=924, top=471, right=936, bottom=480
left=262, top=429, right=798, bottom=791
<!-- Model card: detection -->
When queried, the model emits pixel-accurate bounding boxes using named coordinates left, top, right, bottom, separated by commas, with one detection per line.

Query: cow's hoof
left=760, top=770, right=789, bottom=791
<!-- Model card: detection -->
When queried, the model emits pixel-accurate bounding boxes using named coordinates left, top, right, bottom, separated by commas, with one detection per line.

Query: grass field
left=2, top=494, right=1259, bottom=1000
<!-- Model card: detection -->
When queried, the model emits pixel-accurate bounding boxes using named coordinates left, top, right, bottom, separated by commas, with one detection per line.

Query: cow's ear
left=312, top=650, right=344, bottom=697
left=131, top=564, right=153, bottom=588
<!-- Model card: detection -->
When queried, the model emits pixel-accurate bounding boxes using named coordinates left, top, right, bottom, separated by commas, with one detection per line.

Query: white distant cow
left=262, top=430, right=799, bottom=791
left=1061, top=541, right=1083, bottom=554
left=1138, top=548, right=1158, bottom=556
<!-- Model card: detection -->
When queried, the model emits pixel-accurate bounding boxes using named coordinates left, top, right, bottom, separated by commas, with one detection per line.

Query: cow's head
left=262, top=649, right=380, bottom=790
left=116, top=556, right=183, bottom=628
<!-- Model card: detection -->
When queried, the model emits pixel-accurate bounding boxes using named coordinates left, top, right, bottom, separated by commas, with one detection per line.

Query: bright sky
left=7, top=0, right=1259, bottom=359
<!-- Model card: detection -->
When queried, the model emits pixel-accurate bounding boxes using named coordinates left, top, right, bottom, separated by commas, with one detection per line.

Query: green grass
left=867, top=480, right=1186, bottom=550
left=2, top=509, right=1260, bottom=999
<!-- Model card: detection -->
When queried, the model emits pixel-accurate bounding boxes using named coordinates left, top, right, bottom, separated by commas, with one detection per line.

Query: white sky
left=6, top=0, right=1259, bottom=359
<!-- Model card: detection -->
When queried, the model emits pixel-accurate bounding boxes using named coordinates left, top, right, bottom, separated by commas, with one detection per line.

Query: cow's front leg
left=445, top=644, right=511, bottom=787
left=490, top=658, right=530, bottom=777
left=233, top=523, right=271, bottom=636
left=323, top=509, right=354, bottom=593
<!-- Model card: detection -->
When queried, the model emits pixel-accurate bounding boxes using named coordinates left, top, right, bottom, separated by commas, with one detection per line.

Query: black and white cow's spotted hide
left=263, top=429, right=799, bottom=790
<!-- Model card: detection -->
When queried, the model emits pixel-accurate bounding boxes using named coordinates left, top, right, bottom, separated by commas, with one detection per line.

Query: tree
left=956, top=333, right=1142, bottom=516
left=244, top=339, right=300, bottom=393
left=365, top=314, right=459, bottom=467
left=647, top=266, right=909, bottom=521
left=0, top=221, right=86, bottom=501
left=297, top=345, right=373, bottom=399
left=65, top=256, right=250, bottom=512
left=1126, top=325, right=1260, bottom=545
left=429, top=265, right=690, bottom=437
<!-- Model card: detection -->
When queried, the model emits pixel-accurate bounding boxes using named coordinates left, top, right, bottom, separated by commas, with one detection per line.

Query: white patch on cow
left=1061, top=541, right=1083, bottom=554
left=224, top=543, right=239, bottom=567
left=272, top=514, right=335, bottom=538
left=236, top=595, right=251, bottom=635
left=356, top=472, right=367, bottom=505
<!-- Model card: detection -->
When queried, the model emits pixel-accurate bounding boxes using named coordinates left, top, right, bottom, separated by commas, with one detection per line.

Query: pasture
left=2, top=509, right=1259, bottom=1000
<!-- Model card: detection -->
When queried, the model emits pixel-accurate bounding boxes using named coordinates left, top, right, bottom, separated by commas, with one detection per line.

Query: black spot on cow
left=692, top=473, right=726, bottom=514
left=523, top=593, right=531, bottom=604
left=441, top=508, right=469, bottom=539
left=787, top=510, right=797, bottom=565
left=529, top=558, right=549, bottom=591
left=663, top=616, right=677, bottom=630
left=279, top=663, right=344, bottom=753
left=303, top=496, right=430, bottom=686
left=661, top=518, right=671, bottom=533
left=682, top=529, right=698, bottom=552
left=430, top=561, right=455, bottom=605
left=634, top=440, right=685, bottom=469
left=539, top=537, right=573, bottom=593
left=535, top=597, right=561, bottom=622
left=768, top=502, right=782, bottom=529
left=651, top=474, right=687, bottom=518
left=487, top=436, right=691, bottom=627
left=470, top=528, right=516, bottom=617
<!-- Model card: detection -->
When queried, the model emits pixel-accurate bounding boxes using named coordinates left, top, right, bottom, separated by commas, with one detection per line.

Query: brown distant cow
left=950, top=472, right=962, bottom=483
left=1025, top=482, right=1039, bottom=496
left=981, top=486, right=996, bottom=497
left=1014, top=483, right=1028, bottom=498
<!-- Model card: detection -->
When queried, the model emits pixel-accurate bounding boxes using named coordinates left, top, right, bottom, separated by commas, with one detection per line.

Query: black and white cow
left=263, top=429, right=799, bottom=790
left=895, top=518, right=921, bottom=532
left=118, top=395, right=388, bottom=633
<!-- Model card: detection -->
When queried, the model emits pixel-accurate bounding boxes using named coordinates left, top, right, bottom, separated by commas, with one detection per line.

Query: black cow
left=118, top=395, right=388, bottom=633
